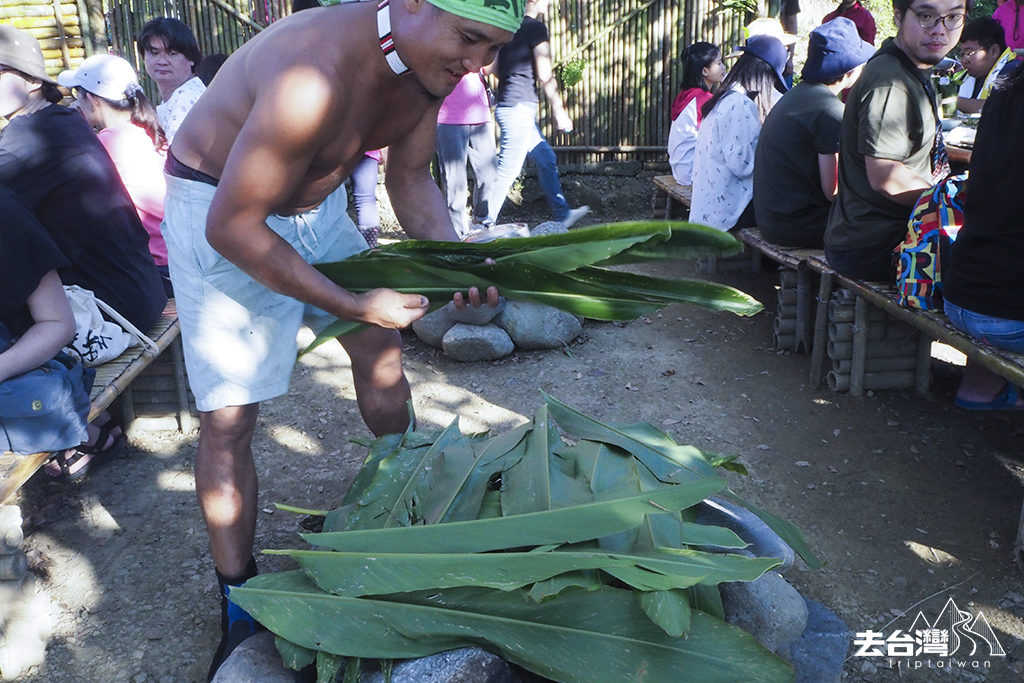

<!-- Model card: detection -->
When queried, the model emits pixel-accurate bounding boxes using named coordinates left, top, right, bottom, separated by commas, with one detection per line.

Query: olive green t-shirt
left=825, top=39, right=938, bottom=255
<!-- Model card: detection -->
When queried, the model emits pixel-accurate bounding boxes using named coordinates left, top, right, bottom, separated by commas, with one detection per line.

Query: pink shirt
left=994, top=1, right=1024, bottom=51
left=97, top=123, right=168, bottom=266
left=437, top=72, right=491, bottom=125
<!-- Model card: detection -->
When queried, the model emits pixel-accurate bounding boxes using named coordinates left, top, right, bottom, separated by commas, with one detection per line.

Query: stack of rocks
left=410, top=222, right=583, bottom=361
left=825, top=288, right=921, bottom=392
left=0, top=504, right=50, bottom=677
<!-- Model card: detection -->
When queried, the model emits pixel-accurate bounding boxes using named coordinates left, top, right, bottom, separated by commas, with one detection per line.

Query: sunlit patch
left=413, top=380, right=527, bottom=433
left=812, top=398, right=833, bottom=406
left=157, top=469, right=196, bottom=492
left=931, top=341, right=966, bottom=366
left=904, top=539, right=959, bottom=565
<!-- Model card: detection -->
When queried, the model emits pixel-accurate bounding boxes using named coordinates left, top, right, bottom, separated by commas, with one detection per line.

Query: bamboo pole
left=827, top=370, right=916, bottom=392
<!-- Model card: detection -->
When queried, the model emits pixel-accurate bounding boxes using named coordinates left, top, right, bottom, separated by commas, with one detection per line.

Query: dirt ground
left=9, top=173, right=1024, bottom=682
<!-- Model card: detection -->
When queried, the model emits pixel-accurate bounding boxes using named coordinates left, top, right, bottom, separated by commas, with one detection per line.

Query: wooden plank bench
left=651, top=174, right=691, bottom=220
left=0, top=299, right=189, bottom=505
left=735, top=228, right=825, bottom=353
left=803, top=253, right=1024, bottom=396
left=734, top=228, right=1024, bottom=398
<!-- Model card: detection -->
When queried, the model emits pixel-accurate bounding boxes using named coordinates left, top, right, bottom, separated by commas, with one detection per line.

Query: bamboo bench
left=651, top=175, right=692, bottom=219
left=734, top=228, right=1024, bottom=398
left=0, top=299, right=190, bottom=506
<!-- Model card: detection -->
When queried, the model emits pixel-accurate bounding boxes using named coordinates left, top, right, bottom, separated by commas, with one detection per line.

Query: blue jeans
left=489, top=102, right=569, bottom=224
left=944, top=300, right=1024, bottom=352
left=436, top=121, right=497, bottom=235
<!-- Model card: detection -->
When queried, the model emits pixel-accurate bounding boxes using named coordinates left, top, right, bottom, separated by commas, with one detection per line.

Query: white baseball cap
left=58, top=53, right=141, bottom=101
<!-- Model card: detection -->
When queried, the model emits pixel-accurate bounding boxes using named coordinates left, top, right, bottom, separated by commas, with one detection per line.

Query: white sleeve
left=667, top=99, right=700, bottom=185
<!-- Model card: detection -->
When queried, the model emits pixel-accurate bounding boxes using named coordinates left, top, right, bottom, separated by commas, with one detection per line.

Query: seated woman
left=0, top=27, right=166, bottom=332
left=667, top=42, right=727, bottom=188
left=59, top=54, right=172, bottom=296
left=689, top=35, right=788, bottom=232
left=0, top=186, right=120, bottom=477
left=943, top=62, right=1024, bottom=410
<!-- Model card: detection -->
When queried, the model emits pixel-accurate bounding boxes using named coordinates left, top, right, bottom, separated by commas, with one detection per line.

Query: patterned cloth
left=157, top=76, right=206, bottom=143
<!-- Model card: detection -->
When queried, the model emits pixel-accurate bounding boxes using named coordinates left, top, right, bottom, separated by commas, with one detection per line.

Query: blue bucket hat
left=802, top=17, right=876, bottom=83
left=741, top=34, right=789, bottom=92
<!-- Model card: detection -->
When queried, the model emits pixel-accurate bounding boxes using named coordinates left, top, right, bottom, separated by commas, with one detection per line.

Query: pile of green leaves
left=306, top=221, right=761, bottom=353
left=232, top=393, right=820, bottom=683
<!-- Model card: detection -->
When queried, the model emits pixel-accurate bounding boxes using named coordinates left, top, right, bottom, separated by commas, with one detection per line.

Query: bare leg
left=956, top=363, right=1023, bottom=406
left=195, top=403, right=260, bottom=578
left=338, top=326, right=412, bottom=436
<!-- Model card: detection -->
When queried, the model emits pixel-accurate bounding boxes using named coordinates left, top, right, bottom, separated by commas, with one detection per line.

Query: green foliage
left=232, top=394, right=820, bottom=683
left=305, top=221, right=761, bottom=355
left=557, top=58, right=587, bottom=88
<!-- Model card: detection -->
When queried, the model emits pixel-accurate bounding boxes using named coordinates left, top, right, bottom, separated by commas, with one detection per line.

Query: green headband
left=426, top=0, right=525, bottom=35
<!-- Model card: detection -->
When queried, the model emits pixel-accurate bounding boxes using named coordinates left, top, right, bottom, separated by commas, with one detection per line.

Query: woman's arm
left=0, top=270, right=75, bottom=383
left=533, top=40, right=573, bottom=132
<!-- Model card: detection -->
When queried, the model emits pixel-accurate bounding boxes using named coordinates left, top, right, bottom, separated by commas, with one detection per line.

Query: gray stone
left=211, top=631, right=294, bottom=683
left=362, top=647, right=520, bottom=683
left=789, top=597, right=850, bottom=683
left=494, top=300, right=582, bottom=350
left=721, top=571, right=809, bottom=654
left=442, top=324, right=514, bottom=361
left=530, top=221, right=567, bottom=237
left=448, top=298, right=505, bottom=325
left=412, top=305, right=456, bottom=348
left=694, top=496, right=795, bottom=572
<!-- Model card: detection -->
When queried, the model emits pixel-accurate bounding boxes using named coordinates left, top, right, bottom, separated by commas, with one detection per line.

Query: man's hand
left=453, top=285, right=500, bottom=309
left=356, top=288, right=430, bottom=329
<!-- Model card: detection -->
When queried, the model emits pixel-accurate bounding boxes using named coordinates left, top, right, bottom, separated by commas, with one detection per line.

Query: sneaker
left=358, top=226, right=379, bottom=249
left=561, top=205, right=590, bottom=229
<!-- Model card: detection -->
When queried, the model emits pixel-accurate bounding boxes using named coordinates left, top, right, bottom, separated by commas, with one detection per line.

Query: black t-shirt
left=944, top=70, right=1024, bottom=320
left=753, top=82, right=844, bottom=247
left=0, top=105, right=166, bottom=331
left=0, top=185, right=70, bottom=337
left=495, top=16, right=548, bottom=106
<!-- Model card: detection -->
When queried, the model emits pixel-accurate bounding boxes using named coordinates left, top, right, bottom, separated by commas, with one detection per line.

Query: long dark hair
left=680, top=42, right=720, bottom=92
left=96, top=87, right=168, bottom=152
left=701, top=52, right=781, bottom=122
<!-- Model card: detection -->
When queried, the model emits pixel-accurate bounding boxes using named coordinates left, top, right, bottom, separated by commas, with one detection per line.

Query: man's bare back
left=172, top=3, right=442, bottom=215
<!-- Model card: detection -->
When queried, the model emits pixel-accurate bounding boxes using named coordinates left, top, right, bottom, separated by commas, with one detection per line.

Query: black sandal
left=44, top=419, right=124, bottom=480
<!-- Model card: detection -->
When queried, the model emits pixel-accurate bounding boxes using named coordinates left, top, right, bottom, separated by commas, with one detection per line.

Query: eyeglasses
left=960, top=46, right=985, bottom=59
left=908, top=8, right=967, bottom=30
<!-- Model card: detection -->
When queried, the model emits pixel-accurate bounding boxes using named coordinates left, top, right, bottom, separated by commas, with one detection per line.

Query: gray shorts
left=162, top=174, right=366, bottom=412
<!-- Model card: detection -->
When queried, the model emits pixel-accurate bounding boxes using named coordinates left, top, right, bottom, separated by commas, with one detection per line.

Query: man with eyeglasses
left=825, top=0, right=970, bottom=282
left=957, top=17, right=1014, bottom=114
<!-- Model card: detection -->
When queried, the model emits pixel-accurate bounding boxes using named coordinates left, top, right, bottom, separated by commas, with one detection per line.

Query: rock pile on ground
left=411, top=222, right=583, bottom=361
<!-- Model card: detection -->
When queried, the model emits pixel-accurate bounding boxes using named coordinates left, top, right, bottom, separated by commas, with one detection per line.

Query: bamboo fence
left=1, top=0, right=747, bottom=162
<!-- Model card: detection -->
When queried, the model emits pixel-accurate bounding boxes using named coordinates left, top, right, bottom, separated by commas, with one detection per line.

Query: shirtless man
left=161, top=0, right=523, bottom=675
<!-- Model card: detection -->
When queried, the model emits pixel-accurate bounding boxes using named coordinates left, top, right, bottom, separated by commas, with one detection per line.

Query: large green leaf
left=637, top=588, right=692, bottom=637
left=274, top=546, right=775, bottom=597
left=597, top=222, right=744, bottom=265
left=340, top=419, right=467, bottom=530
left=569, top=266, right=763, bottom=316
left=302, top=481, right=726, bottom=554
left=542, top=392, right=719, bottom=483
left=231, top=572, right=792, bottom=683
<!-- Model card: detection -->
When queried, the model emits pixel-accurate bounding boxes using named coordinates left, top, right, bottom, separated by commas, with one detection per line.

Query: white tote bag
left=63, top=285, right=158, bottom=367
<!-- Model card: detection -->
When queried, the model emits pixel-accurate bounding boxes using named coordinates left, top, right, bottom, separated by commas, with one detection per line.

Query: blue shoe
left=955, top=383, right=1024, bottom=411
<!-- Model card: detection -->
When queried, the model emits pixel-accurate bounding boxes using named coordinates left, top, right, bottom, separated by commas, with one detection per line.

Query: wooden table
left=947, top=143, right=971, bottom=165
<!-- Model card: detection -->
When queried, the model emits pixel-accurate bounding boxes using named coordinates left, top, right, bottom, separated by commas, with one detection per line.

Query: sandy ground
left=7, top=178, right=1024, bottom=682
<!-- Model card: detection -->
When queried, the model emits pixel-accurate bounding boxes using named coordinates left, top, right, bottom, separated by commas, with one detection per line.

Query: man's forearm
left=386, top=171, right=460, bottom=241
